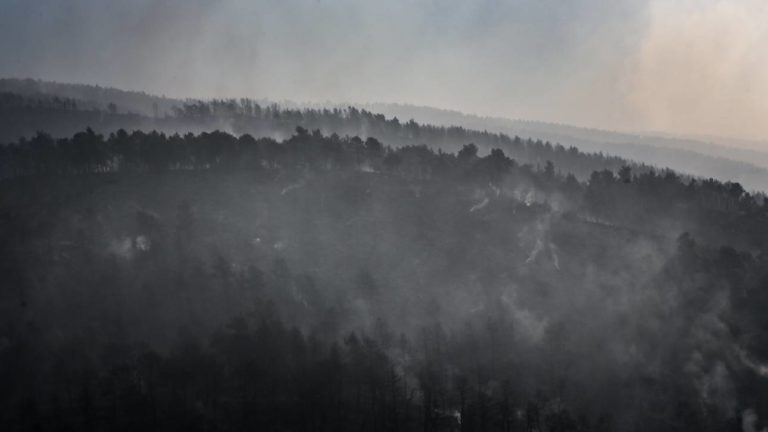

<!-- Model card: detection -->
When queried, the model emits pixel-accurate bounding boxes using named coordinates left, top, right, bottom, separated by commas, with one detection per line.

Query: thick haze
left=2, top=0, right=767, bottom=140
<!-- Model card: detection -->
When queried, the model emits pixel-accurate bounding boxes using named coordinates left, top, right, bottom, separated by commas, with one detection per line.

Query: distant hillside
left=0, top=78, right=181, bottom=116
left=2, top=78, right=768, bottom=191
left=0, top=82, right=632, bottom=181
left=362, top=103, right=768, bottom=191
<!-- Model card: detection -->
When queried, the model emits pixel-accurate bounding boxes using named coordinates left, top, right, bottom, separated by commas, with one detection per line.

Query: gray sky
left=2, top=0, right=767, bottom=140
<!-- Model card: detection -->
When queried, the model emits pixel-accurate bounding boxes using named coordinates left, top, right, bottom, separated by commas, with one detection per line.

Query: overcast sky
left=1, top=0, right=767, bottom=140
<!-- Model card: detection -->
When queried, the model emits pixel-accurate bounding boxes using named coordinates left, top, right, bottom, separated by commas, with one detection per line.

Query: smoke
left=0, top=0, right=643, bottom=129
left=743, top=409, right=767, bottom=432
left=626, top=0, right=768, bottom=140
left=2, top=1, right=767, bottom=142
left=738, top=348, right=768, bottom=378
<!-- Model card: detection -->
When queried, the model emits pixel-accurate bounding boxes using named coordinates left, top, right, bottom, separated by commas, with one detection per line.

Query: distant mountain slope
left=363, top=103, right=768, bottom=191
left=0, top=78, right=181, bottom=116
left=0, top=94, right=632, bottom=182
left=2, top=78, right=768, bottom=191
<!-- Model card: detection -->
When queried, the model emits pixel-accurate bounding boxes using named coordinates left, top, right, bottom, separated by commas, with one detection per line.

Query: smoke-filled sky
left=1, top=0, right=767, bottom=140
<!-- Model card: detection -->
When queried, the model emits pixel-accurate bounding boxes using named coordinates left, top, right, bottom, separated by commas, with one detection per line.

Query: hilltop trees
left=1, top=90, right=633, bottom=179
left=2, top=126, right=767, bottom=236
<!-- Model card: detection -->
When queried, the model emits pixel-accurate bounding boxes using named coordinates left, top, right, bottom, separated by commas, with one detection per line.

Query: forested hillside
left=2, top=126, right=768, bottom=431
left=0, top=90, right=632, bottom=181
left=0, top=78, right=181, bottom=116
left=4, top=78, right=768, bottom=191
left=363, top=103, right=768, bottom=191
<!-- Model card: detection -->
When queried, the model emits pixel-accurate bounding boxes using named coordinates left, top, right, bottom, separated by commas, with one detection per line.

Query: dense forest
left=2, top=125, right=768, bottom=431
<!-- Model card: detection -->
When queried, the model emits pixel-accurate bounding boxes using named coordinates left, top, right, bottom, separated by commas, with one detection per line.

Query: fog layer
left=2, top=0, right=767, bottom=140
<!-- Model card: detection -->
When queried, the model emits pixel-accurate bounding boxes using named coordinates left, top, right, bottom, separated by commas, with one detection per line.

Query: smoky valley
left=2, top=79, right=768, bottom=432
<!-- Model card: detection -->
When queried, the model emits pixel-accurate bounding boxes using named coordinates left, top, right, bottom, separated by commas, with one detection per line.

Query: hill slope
left=2, top=128, right=768, bottom=430
left=364, top=102, right=768, bottom=191
left=3, top=78, right=768, bottom=190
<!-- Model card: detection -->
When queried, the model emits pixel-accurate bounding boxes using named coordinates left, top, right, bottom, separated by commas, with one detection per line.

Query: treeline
left=6, top=78, right=768, bottom=193
left=0, top=78, right=178, bottom=115
left=1, top=127, right=765, bottom=220
left=0, top=127, right=581, bottom=190
left=0, top=92, right=80, bottom=111
left=0, top=91, right=633, bottom=179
